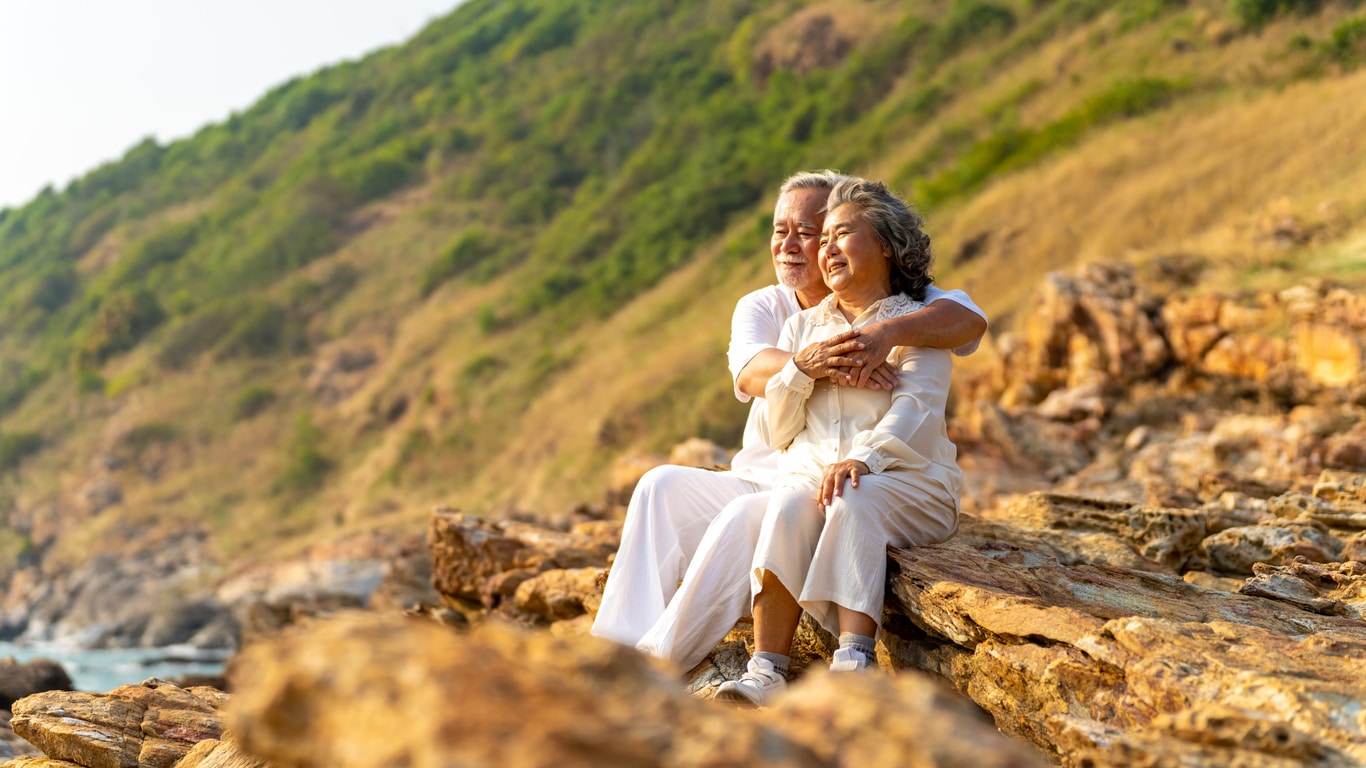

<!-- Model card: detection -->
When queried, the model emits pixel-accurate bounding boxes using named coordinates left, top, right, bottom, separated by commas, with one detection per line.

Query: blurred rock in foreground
left=225, top=612, right=1043, bottom=768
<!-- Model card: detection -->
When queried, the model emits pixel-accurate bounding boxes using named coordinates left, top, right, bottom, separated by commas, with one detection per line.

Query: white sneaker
left=829, top=647, right=872, bottom=672
left=714, top=656, right=787, bottom=706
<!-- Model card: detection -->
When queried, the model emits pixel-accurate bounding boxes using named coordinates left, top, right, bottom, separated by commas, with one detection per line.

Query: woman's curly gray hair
left=826, top=178, right=934, bottom=301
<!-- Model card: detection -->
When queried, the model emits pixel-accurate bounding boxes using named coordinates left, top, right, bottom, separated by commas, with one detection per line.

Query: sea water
left=0, top=641, right=230, bottom=693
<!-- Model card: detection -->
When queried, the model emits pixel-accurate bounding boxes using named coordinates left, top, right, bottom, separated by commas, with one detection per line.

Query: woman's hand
left=819, top=459, right=870, bottom=507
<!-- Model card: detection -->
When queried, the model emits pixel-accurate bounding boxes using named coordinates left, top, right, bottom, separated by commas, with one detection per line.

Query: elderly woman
left=717, top=178, right=962, bottom=706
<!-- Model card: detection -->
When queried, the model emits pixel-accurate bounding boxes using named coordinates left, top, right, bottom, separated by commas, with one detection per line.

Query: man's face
left=770, top=188, right=827, bottom=295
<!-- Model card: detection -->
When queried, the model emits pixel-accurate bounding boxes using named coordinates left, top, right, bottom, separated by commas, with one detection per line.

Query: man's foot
left=714, top=656, right=787, bottom=707
left=829, top=647, right=872, bottom=672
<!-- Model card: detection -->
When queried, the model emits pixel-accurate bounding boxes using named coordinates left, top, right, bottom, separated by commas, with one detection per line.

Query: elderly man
left=592, top=170, right=986, bottom=671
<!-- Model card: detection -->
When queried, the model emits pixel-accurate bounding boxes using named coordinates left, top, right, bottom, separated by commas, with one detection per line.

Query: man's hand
left=848, top=323, right=899, bottom=389
left=792, top=330, right=866, bottom=381
left=819, top=459, right=870, bottom=507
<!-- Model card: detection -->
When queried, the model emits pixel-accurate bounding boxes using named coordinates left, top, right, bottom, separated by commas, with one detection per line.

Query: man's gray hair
left=826, top=178, right=934, bottom=301
left=778, top=169, right=855, bottom=199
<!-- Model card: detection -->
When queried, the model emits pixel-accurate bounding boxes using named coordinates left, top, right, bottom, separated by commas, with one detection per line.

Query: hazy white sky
left=0, top=0, right=457, bottom=210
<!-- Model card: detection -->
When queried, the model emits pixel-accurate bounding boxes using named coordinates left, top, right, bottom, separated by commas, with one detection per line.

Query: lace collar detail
left=812, top=292, right=926, bottom=326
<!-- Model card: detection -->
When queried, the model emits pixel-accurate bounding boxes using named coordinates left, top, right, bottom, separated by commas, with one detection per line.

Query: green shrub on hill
left=279, top=413, right=333, bottom=493
left=1231, top=0, right=1325, bottom=29
left=912, top=77, right=1185, bottom=206
left=75, top=288, right=166, bottom=367
left=0, top=431, right=42, bottom=472
left=419, top=228, right=498, bottom=297
left=1327, top=15, right=1366, bottom=65
left=233, top=385, right=278, bottom=421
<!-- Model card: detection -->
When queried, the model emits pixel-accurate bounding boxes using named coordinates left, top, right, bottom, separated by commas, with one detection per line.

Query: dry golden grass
left=928, top=67, right=1366, bottom=316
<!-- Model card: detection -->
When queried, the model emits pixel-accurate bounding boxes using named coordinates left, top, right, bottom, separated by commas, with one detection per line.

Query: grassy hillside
left=1, top=0, right=1365, bottom=568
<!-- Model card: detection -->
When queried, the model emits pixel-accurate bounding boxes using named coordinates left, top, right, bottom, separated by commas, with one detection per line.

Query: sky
left=0, top=0, right=457, bottom=211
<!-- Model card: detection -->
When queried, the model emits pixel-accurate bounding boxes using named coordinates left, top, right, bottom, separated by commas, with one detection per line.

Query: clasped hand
left=792, top=329, right=898, bottom=390
left=819, top=459, right=870, bottom=508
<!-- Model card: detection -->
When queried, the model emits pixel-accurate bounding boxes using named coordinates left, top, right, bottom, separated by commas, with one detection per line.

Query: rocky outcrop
left=224, top=612, right=1043, bottom=768
left=427, top=508, right=620, bottom=624
left=213, top=531, right=411, bottom=644
left=5, top=679, right=228, bottom=768
left=880, top=539, right=1366, bottom=766
left=3, top=529, right=234, bottom=650
left=959, top=265, right=1366, bottom=487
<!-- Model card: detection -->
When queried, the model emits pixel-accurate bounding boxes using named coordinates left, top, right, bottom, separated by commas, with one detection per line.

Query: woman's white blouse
left=761, top=292, right=962, bottom=501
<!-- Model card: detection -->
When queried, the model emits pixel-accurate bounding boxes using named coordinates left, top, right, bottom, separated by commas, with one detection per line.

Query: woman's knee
left=822, top=494, right=877, bottom=528
left=631, top=464, right=695, bottom=499
left=715, top=493, right=769, bottom=530
left=764, top=489, right=822, bottom=532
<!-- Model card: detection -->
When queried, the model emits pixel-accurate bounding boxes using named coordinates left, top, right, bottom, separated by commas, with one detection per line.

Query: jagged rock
left=511, top=567, right=605, bottom=621
left=1324, top=422, right=1366, bottom=471
left=1199, top=520, right=1344, bottom=575
left=1199, top=493, right=1276, bottom=534
left=0, top=710, right=40, bottom=761
left=967, top=404, right=1094, bottom=479
left=1161, top=293, right=1225, bottom=367
left=170, top=735, right=270, bottom=768
left=9, top=679, right=226, bottom=768
left=428, top=509, right=619, bottom=609
left=1021, top=263, right=1169, bottom=394
left=12, top=529, right=230, bottom=649
left=1, top=759, right=84, bottom=767
left=956, top=515, right=1174, bottom=574
left=215, top=536, right=393, bottom=643
left=1201, top=332, right=1289, bottom=380
left=1002, top=493, right=1206, bottom=570
left=755, top=670, right=1047, bottom=768
left=682, top=638, right=752, bottom=699
left=140, top=598, right=236, bottom=648
left=225, top=612, right=1039, bottom=768
left=881, top=541, right=1366, bottom=766
left=1238, top=559, right=1366, bottom=619
left=1053, top=704, right=1360, bottom=768
left=1199, top=471, right=1291, bottom=501
left=1312, top=469, right=1366, bottom=506
left=1342, top=531, right=1366, bottom=563
left=1294, top=323, right=1364, bottom=388
left=1034, top=381, right=1115, bottom=422
left=1181, top=570, right=1245, bottom=593
left=365, top=534, right=442, bottom=613
left=0, top=659, right=71, bottom=711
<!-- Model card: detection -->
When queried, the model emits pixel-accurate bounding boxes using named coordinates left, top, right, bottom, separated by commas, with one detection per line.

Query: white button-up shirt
left=761, top=293, right=962, bottom=502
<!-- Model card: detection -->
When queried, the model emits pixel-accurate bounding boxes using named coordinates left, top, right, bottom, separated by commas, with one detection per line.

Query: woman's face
left=819, top=203, right=891, bottom=297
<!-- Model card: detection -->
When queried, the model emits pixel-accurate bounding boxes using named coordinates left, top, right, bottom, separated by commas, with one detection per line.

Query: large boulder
left=225, top=612, right=1043, bottom=768
left=8, top=679, right=227, bottom=768
left=428, top=508, right=620, bottom=612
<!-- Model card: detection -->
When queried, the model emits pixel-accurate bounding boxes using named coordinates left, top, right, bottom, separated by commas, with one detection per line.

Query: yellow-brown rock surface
left=6, top=680, right=226, bottom=768
left=225, top=613, right=1043, bottom=768
left=881, top=542, right=1366, bottom=766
